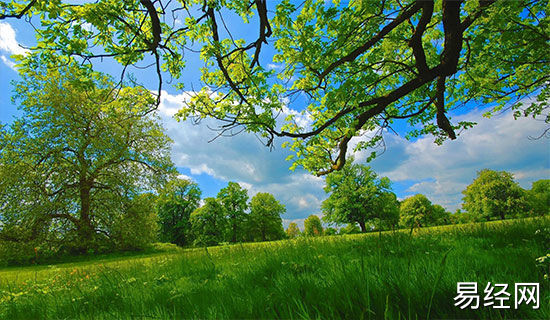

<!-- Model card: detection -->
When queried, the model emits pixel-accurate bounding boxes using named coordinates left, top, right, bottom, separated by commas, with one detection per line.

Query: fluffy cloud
left=157, top=90, right=549, bottom=226
left=157, top=91, right=326, bottom=225
left=362, top=109, right=550, bottom=211
left=0, top=22, right=28, bottom=70
left=0, top=55, right=16, bottom=71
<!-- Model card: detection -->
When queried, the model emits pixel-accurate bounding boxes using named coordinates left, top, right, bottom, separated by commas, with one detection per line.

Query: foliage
left=322, top=162, right=397, bottom=232
left=431, top=204, right=452, bottom=226
left=190, top=198, right=226, bottom=246
left=2, top=0, right=547, bottom=175
left=216, top=182, right=249, bottom=243
left=323, top=227, right=338, bottom=236
left=462, top=169, right=527, bottom=221
left=339, top=224, right=361, bottom=235
left=399, top=194, right=437, bottom=228
left=304, top=215, right=323, bottom=237
left=157, top=178, right=202, bottom=246
left=526, top=179, right=550, bottom=216
left=285, top=222, right=301, bottom=239
left=0, top=61, right=174, bottom=255
left=248, top=193, right=285, bottom=242
left=2, top=217, right=547, bottom=319
left=110, top=194, right=159, bottom=251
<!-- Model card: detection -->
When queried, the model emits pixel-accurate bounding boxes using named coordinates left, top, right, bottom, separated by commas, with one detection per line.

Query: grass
left=0, top=217, right=548, bottom=319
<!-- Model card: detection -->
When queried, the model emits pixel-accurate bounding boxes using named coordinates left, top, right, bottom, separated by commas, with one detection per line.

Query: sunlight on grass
left=1, top=217, right=548, bottom=319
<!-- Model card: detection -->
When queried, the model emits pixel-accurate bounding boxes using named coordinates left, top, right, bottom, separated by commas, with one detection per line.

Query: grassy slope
left=0, top=217, right=548, bottom=319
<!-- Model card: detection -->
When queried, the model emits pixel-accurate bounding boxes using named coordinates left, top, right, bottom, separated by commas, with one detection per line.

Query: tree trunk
left=358, top=221, right=367, bottom=233
left=77, top=179, right=95, bottom=251
left=231, top=222, right=237, bottom=243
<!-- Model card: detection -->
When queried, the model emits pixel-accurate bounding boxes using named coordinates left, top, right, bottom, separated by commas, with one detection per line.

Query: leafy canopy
left=322, top=162, right=397, bottom=232
left=157, top=178, right=202, bottom=246
left=1, top=0, right=548, bottom=175
left=304, top=214, right=323, bottom=236
left=216, top=181, right=249, bottom=243
left=0, top=61, right=174, bottom=252
left=462, top=169, right=526, bottom=220
left=249, top=192, right=286, bottom=242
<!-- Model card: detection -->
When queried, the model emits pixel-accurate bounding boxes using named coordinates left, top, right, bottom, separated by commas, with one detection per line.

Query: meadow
left=0, top=218, right=548, bottom=319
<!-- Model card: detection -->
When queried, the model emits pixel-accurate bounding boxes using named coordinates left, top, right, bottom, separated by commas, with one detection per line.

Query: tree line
left=0, top=56, right=548, bottom=266
left=285, top=164, right=549, bottom=238
left=157, top=180, right=286, bottom=247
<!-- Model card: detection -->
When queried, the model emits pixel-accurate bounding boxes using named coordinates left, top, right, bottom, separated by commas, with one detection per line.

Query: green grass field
left=1, top=218, right=548, bottom=319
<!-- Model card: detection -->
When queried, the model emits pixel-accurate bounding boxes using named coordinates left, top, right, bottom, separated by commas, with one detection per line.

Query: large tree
left=216, top=181, right=249, bottom=243
left=190, top=197, right=226, bottom=246
left=157, top=178, right=202, bottom=246
left=1, top=0, right=547, bottom=175
left=322, top=163, right=397, bottom=232
left=462, top=169, right=526, bottom=220
left=248, top=192, right=286, bottom=242
left=0, top=62, right=174, bottom=252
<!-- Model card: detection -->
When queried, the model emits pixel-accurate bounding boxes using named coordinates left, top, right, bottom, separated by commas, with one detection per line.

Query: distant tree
left=323, top=227, right=338, bottom=236
left=339, top=224, right=361, bottom=235
left=432, top=204, right=452, bottom=225
left=462, top=169, right=526, bottom=220
left=190, top=198, right=226, bottom=246
left=322, top=162, right=396, bottom=232
left=399, top=194, right=436, bottom=228
left=450, top=209, right=481, bottom=224
left=0, top=62, right=173, bottom=253
left=157, top=178, right=202, bottom=246
left=374, top=192, right=401, bottom=231
left=217, top=182, right=249, bottom=243
left=526, top=179, right=550, bottom=216
left=286, top=222, right=301, bottom=239
left=248, top=193, right=286, bottom=242
left=304, top=215, right=323, bottom=237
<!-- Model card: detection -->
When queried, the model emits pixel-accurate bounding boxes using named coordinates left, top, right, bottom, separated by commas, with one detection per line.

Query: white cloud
left=0, top=22, right=28, bottom=72
left=267, top=63, right=283, bottom=70
left=157, top=91, right=327, bottom=222
left=0, top=22, right=28, bottom=56
left=177, top=174, right=193, bottom=181
left=0, top=55, right=16, bottom=71
left=158, top=90, right=549, bottom=223
left=360, top=108, right=550, bottom=211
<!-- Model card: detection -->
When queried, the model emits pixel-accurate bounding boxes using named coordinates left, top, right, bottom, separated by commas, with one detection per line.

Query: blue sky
left=1, top=18, right=549, bottom=229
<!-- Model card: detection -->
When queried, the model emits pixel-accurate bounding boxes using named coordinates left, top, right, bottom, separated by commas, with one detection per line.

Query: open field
left=1, top=218, right=549, bottom=319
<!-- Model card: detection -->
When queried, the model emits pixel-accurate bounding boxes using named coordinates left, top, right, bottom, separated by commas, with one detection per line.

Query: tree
left=3, top=0, right=547, bottom=175
left=526, top=179, right=550, bottom=216
left=286, top=222, right=301, bottom=239
left=432, top=204, right=452, bottom=225
left=462, top=169, right=526, bottom=221
left=248, top=193, right=285, bottom=242
left=157, top=178, right=202, bottom=246
left=323, top=227, right=338, bottom=236
left=304, top=215, right=323, bottom=237
left=190, top=198, right=226, bottom=246
left=399, top=194, right=437, bottom=228
left=217, top=182, right=249, bottom=243
left=111, top=193, right=159, bottom=251
left=0, top=62, right=174, bottom=252
left=322, top=162, right=397, bottom=232
left=374, top=192, right=401, bottom=231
